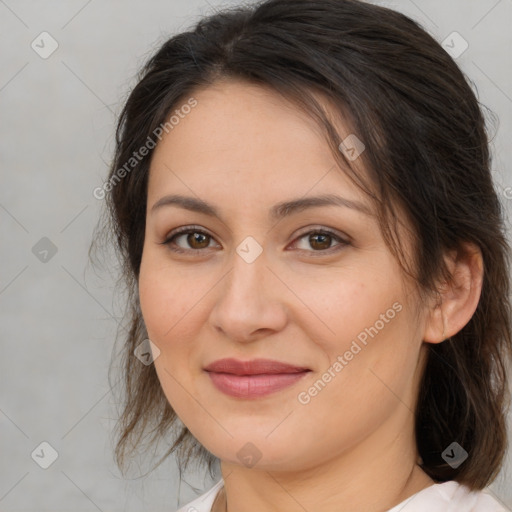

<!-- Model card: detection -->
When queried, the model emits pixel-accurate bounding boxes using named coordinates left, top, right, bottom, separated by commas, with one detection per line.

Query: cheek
left=293, top=270, right=398, bottom=351
left=325, top=309, right=419, bottom=432
left=296, top=270, right=416, bottom=400
left=138, top=272, right=168, bottom=341
left=138, top=254, right=192, bottom=342
left=293, top=305, right=418, bottom=452
left=138, top=259, right=201, bottom=421
left=138, top=252, right=207, bottom=386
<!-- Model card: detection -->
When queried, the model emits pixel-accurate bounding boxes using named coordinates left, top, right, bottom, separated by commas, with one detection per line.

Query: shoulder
left=388, top=480, right=509, bottom=511
left=176, top=479, right=224, bottom=512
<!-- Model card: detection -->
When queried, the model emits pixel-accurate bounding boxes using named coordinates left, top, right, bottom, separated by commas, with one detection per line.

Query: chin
left=203, top=432, right=307, bottom=471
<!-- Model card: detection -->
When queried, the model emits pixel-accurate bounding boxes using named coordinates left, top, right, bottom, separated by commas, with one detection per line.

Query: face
left=138, top=79, right=429, bottom=472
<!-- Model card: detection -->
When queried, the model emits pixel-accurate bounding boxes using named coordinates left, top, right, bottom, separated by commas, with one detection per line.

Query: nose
left=208, top=244, right=289, bottom=343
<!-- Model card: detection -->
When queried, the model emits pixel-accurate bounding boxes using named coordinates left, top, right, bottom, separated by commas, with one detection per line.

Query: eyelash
left=159, top=225, right=349, bottom=256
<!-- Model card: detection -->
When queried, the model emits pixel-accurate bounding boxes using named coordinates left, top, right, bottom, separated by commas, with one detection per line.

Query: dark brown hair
left=91, top=0, right=512, bottom=489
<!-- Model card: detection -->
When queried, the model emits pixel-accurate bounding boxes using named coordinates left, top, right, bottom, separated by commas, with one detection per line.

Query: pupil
left=189, top=232, right=209, bottom=248
left=311, top=233, right=330, bottom=250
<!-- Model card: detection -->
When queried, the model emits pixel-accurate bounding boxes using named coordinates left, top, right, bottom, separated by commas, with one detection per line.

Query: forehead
left=147, top=79, right=370, bottom=210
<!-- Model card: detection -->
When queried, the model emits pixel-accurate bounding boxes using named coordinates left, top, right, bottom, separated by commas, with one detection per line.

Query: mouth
left=203, top=358, right=312, bottom=399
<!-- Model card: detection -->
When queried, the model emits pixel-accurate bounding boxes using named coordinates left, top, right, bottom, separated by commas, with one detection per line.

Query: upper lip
left=204, top=358, right=311, bottom=375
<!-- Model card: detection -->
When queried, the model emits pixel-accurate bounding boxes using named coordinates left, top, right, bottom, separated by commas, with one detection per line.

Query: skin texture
left=138, top=79, right=483, bottom=512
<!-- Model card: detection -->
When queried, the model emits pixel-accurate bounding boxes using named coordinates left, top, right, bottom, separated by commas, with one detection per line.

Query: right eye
left=160, top=226, right=220, bottom=254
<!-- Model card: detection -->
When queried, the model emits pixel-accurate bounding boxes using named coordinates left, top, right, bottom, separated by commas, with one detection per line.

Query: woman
left=93, top=0, right=512, bottom=510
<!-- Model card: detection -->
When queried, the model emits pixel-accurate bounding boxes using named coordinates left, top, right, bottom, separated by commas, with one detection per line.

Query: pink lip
left=204, top=358, right=311, bottom=399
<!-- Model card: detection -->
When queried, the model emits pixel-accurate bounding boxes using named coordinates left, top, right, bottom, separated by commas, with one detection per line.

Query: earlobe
left=423, top=242, right=483, bottom=344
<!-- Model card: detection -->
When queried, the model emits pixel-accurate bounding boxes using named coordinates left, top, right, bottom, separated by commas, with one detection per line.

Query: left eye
left=292, top=230, right=348, bottom=252
left=161, top=227, right=348, bottom=254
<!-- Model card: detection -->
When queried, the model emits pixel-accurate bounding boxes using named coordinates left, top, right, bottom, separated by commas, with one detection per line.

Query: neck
left=215, top=462, right=433, bottom=512
left=213, top=416, right=435, bottom=512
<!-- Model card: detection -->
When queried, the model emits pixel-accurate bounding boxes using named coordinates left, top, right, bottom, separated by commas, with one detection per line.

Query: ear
left=423, top=242, right=484, bottom=344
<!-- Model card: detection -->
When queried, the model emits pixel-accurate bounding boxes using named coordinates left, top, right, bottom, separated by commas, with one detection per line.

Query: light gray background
left=1, top=0, right=511, bottom=510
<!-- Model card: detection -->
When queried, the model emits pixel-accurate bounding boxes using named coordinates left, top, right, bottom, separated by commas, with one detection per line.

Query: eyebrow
left=150, top=193, right=373, bottom=220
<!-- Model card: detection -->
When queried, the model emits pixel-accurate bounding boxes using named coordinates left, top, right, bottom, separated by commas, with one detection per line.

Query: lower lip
left=206, top=371, right=310, bottom=398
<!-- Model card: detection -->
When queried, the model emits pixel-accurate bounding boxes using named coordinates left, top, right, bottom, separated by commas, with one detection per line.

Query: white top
left=176, top=478, right=508, bottom=512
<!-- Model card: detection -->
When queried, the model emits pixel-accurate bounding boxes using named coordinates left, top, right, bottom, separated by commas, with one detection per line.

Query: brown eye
left=308, top=233, right=333, bottom=251
left=161, top=227, right=219, bottom=253
left=186, top=232, right=210, bottom=249
left=292, top=228, right=349, bottom=254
